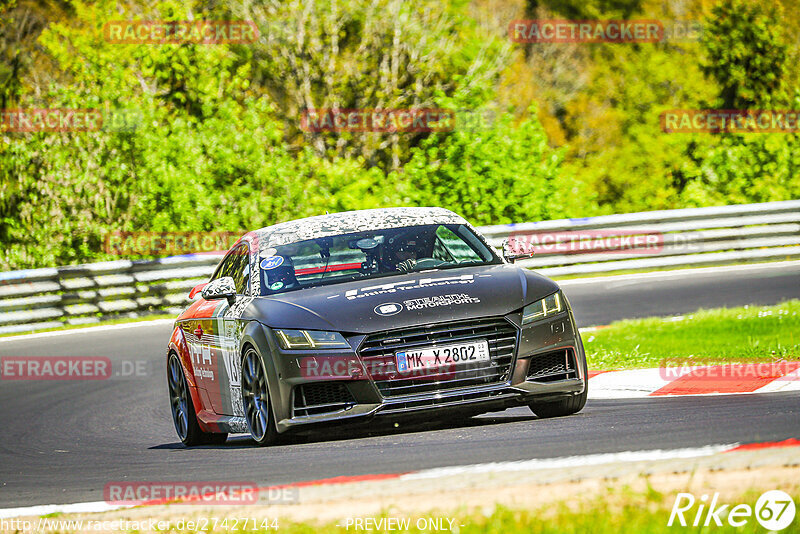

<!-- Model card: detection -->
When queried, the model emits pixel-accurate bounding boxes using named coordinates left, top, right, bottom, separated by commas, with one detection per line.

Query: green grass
left=237, top=487, right=800, bottom=533
left=584, top=300, right=800, bottom=370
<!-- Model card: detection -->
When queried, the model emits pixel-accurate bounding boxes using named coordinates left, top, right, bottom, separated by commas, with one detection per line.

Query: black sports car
left=167, top=207, right=587, bottom=446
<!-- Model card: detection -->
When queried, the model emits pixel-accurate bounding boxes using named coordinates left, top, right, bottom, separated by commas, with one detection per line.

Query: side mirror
left=501, top=238, right=534, bottom=264
left=201, top=276, right=236, bottom=305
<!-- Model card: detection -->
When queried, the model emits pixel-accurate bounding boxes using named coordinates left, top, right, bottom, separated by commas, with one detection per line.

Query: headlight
left=274, top=329, right=349, bottom=350
left=522, top=292, right=564, bottom=325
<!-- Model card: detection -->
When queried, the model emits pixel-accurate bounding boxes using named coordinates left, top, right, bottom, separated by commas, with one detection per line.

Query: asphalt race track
left=0, top=262, right=798, bottom=508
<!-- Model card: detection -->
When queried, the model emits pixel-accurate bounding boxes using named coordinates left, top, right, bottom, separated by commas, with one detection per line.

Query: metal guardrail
left=0, top=200, right=798, bottom=334
left=0, top=256, right=224, bottom=334
left=480, top=199, right=800, bottom=276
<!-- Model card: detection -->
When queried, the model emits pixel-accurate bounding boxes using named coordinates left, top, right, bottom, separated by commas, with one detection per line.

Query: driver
left=383, top=232, right=428, bottom=273
left=394, top=239, right=419, bottom=273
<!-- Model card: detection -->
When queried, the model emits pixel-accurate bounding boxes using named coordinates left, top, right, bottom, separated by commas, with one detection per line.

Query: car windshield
left=259, top=223, right=500, bottom=295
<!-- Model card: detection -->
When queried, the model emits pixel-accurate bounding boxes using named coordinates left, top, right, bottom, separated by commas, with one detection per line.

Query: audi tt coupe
left=166, top=207, right=587, bottom=446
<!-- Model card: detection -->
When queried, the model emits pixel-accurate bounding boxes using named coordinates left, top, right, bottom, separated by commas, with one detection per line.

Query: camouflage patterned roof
left=248, top=207, right=468, bottom=252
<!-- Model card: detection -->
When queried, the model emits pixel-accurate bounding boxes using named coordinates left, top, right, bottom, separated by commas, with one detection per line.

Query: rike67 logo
left=669, top=490, right=796, bottom=530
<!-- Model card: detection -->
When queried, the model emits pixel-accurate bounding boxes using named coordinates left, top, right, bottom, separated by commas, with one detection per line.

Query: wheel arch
left=239, top=321, right=290, bottom=432
left=166, top=347, right=216, bottom=434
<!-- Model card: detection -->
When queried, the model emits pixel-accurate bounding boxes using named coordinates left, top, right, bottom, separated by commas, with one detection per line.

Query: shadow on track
left=150, top=412, right=539, bottom=450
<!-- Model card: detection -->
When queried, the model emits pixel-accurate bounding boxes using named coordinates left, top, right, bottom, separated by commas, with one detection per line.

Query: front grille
left=292, top=382, right=356, bottom=418
left=359, top=318, right=518, bottom=398
left=527, top=348, right=577, bottom=382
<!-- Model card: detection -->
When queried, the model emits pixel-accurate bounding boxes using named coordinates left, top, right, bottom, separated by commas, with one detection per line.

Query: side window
left=229, top=244, right=251, bottom=295
left=241, top=250, right=251, bottom=295
left=211, top=244, right=250, bottom=295
left=211, top=253, right=234, bottom=282
left=434, top=225, right=482, bottom=263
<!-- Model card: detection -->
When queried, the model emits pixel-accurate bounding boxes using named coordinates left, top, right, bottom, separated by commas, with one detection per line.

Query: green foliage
left=549, top=0, right=800, bottom=214
left=0, top=0, right=403, bottom=269
left=228, top=0, right=510, bottom=172
left=397, top=95, right=581, bottom=224
left=1, top=0, right=800, bottom=270
left=702, top=0, right=790, bottom=109
left=557, top=43, right=716, bottom=213
left=675, top=0, right=799, bottom=207
left=678, top=129, right=800, bottom=207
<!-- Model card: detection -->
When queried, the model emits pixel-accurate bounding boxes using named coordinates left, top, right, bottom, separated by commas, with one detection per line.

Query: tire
left=167, top=353, right=228, bottom=446
left=528, top=389, right=587, bottom=418
left=528, top=349, right=589, bottom=419
left=241, top=346, right=281, bottom=446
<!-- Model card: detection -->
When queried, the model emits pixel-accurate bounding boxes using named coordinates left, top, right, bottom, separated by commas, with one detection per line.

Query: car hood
left=245, top=264, right=559, bottom=334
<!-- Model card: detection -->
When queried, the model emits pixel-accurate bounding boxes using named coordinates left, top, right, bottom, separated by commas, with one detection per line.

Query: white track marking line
left=754, top=368, right=800, bottom=394
left=588, top=368, right=675, bottom=398
left=588, top=364, right=800, bottom=398
left=557, top=260, right=800, bottom=287
left=0, top=445, right=738, bottom=519
left=399, top=444, right=738, bottom=480
left=0, top=319, right=174, bottom=343
left=0, top=501, right=130, bottom=519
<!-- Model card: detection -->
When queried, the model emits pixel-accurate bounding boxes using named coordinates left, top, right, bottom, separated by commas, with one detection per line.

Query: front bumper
left=267, top=307, right=586, bottom=433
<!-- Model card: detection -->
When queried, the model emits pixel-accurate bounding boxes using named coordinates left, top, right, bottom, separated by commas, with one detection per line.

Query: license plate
left=396, top=340, right=490, bottom=373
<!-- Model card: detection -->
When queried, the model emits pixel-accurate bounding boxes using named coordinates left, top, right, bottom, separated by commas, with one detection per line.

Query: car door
left=183, top=250, right=236, bottom=413
left=206, top=243, right=251, bottom=417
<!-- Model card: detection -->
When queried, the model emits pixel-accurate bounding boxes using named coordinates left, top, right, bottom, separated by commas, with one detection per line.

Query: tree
left=675, top=0, right=800, bottom=208
left=702, top=0, right=790, bottom=109
left=397, top=96, right=577, bottom=224
left=226, top=0, right=510, bottom=172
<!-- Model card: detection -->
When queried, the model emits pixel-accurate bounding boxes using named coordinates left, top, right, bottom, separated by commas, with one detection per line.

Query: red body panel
left=169, top=297, right=228, bottom=432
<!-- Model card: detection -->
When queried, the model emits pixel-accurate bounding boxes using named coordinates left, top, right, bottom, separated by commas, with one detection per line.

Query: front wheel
left=241, top=347, right=280, bottom=446
left=167, top=354, right=228, bottom=446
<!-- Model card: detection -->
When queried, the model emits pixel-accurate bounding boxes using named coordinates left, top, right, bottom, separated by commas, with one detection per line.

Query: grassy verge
left=379, top=490, right=791, bottom=534
left=185, top=487, right=798, bottom=533
left=584, top=300, right=800, bottom=369
left=25, top=460, right=800, bottom=532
